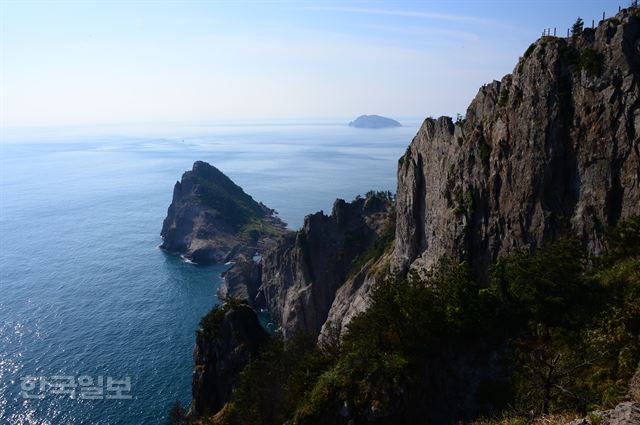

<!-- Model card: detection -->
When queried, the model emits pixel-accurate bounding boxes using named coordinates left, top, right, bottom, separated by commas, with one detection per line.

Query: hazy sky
left=1, top=0, right=626, bottom=128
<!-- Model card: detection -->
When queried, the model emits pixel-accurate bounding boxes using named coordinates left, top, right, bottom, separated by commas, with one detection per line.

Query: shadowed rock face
left=394, top=10, right=640, bottom=281
left=191, top=303, right=269, bottom=417
left=160, top=161, right=287, bottom=264
left=258, top=194, right=393, bottom=339
left=217, top=254, right=263, bottom=307
left=349, top=114, right=402, bottom=128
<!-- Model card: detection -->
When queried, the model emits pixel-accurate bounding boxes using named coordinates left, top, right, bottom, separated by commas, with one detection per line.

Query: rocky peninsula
left=160, top=161, right=287, bottom=265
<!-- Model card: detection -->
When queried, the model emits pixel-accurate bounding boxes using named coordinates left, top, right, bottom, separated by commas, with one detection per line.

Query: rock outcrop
left=160, top=161, right=287, bottom=264
left=394, top=10, right=640, bottom=280
left=190, top=302, right=269, bottom=417
left=565, top=402, right=640, bottom=425
left=565, top=364, right=640, bottom=425
left=259, top=193, right=394, bottom=339
left=349, top=114, right=402, bottom=128
left=317, top=255, right=386, bottom=345
left=217, top=254, right=263, bottom=306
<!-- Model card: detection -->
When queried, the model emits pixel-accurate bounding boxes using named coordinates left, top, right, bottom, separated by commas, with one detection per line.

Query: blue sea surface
left=0, top=120, right=419, bottom=424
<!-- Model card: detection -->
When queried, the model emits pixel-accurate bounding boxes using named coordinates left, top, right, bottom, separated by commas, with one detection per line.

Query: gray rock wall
left=394, top=11, right=640, bottom=280
left=259, top=194, right=393, bottom=339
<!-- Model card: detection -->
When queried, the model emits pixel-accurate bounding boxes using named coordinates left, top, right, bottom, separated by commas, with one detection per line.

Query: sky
left=0, top=0, right=628, bottom=128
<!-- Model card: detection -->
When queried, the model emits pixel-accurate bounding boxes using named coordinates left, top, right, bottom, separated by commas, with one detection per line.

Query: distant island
left=348, top=114, right=402, bottom=128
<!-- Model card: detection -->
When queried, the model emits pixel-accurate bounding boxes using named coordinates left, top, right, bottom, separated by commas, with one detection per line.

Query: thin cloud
left=359, top=23, right=481, bottom=43
left=309, top=6, right=489, bottom=25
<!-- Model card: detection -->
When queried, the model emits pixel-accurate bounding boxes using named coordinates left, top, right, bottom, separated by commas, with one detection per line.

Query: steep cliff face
left=259, top=194, right=393, bottom=339
left=160, top=161, right=287, bottom=264
left=191, top=302, right=269, bottom=417
left=394, top=11, right=640, bottom=279
left=217, top=255, right=263, bottom=305
left=317, top=253, right=388, bottom=345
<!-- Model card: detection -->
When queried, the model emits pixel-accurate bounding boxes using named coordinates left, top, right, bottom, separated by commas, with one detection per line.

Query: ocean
left=0, top=120, right=420, bottom=424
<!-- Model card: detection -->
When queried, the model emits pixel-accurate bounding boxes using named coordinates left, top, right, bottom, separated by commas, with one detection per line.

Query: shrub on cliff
left=196, top=298, right=248, bottom=340
left=216, top=217, right=640, bottom=424
left=222, top=332, right=332, bottom=425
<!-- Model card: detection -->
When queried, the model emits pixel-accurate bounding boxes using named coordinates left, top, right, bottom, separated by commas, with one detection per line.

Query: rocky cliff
left=259, top=193, right=394, bottom=339
left=183, top=9, right=640, bottom=425
left=190, top=301, right=269, bottom=417
left=217, top=254, right=263, bottom=305
left=394, top=9, right=640, bottom=280
left=160, top=161, right=287, bottom=264
left=219, top=8, right=640, bottom=340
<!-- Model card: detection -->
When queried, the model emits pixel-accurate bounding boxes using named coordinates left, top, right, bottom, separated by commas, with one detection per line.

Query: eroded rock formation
left=394, top=10, right=640, bottom=280
left=259, top=193, right=394, bottom=339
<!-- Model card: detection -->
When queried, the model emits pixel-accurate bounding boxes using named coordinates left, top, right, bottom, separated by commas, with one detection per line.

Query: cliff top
left=186, top=161, right=270, bottom=231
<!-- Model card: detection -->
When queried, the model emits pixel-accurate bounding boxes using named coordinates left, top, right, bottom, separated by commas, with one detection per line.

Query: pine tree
left=571, top=17, right=584, bottom=37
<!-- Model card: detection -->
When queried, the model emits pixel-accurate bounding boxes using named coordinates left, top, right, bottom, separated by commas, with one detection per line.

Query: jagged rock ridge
left=258, top=193, right=394, bottom=339
left=160, top=161, right=287, bottom=264
left=394, top=9, right=640, bottom=280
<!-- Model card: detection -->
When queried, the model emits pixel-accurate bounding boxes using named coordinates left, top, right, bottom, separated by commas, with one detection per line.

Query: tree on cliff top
left=571, top=17, right=584, bottom=36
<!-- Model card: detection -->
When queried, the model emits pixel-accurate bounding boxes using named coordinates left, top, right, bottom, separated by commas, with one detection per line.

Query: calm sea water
left=0, top=121, right=419, bottom=424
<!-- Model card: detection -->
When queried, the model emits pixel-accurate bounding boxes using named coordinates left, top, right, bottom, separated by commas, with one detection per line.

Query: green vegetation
left=577, top=49, right=602, bottom=77
left=239, top=220, right=282, bottom=242
left=364, top=190, right=395, bottom=202
left=348, top=211, right=396, bottom=277
left=195, top=176, right=265, bottom=231
left=539, top=35, right=556, bottom=45
left=454, top=188, right=475, bottom=217
left=221, top=333, right=334, bottom=425
left=558, top=42, right=602, bottom=77
left=196, top=298, right=247, bottom=340
left=571, top=17, right=584, bottom=37
left=524, top=43, right=536, bottom=59
left=498, top=88, right=509, bottom=107
left=192, top=216, right=640, bottom=424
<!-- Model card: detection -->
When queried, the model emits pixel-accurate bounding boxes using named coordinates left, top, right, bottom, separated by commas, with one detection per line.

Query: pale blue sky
left=0, top=0, right=625, bottom=128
